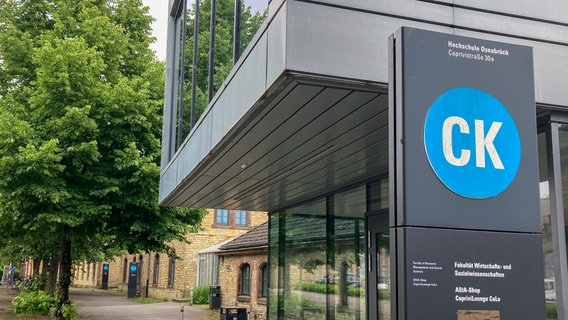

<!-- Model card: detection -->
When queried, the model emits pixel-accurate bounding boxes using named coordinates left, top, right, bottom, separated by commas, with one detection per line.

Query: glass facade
left=170, top=0, right=268, bottom=151
left=269, top=181, right=389, bottom=320
left=266, top=127, right=568, bottom=320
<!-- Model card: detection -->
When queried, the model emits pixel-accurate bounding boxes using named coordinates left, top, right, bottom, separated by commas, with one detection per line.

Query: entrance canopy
left=158, top=0, right=434, bottom=210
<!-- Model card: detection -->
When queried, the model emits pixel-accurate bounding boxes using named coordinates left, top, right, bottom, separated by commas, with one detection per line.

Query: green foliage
left=179, top=0, right=266, bottom=136
left=131, top=296, right=165, bottom=304
left=192, top=285, right=210, bottom=305
left=292, top=282, right=387, bottom=299
left=546, top=303, right=557, bottom=319
left=58, top=300, right=79, bottom=320
left=0, top=0, right=207, bottom=318
left=18, top=276, right=46, bottom=293
left=12, top=291, right=57, bottom=315
left=293, top=282, right=329, bottom=294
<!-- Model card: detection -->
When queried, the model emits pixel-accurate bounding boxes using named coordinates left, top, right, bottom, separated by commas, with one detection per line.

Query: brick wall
left=218, top=253, right=268, bottom=320
left=74, top=210, right=268, bottom=300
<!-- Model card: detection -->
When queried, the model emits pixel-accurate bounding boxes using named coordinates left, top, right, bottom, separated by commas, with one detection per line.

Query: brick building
left=217, top=222, right=268, bottom=320
left=73, top=209, right=267, bottom=301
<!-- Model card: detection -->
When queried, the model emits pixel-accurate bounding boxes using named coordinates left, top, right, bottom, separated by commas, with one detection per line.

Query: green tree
left=0, top=0, right=206, bottom=318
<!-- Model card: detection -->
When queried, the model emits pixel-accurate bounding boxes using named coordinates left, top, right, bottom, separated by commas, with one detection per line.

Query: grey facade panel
left=160, top=0, right=568, bottom=209
left=266, top=4, right=286, bottom=88
left=310, top=0, right=454, bottom=23
left=268, top=0, right=285, bottom=19
left=453, top=29, right=568, bottom=106
left=210, top=33, right=268, bottom=149
left=285, top=1, right=451, bottom=83
left=453, top=0, right=568, bottom=24
left=453, top=7, right=568, bottom=45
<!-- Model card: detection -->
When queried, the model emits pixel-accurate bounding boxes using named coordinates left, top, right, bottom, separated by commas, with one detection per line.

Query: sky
left=142, top=0, right=169, bottom=61
left=142, top=0, right=268, bottom=62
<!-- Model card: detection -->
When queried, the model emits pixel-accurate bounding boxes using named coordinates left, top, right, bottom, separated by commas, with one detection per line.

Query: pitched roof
left=198, top=239, right=234, bottom=254
left=219, top=222, right=268, bottom=251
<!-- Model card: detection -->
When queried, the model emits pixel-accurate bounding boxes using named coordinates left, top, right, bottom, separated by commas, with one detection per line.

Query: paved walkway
left=0, top=286, right=212, bottom=320
left=71, top=287, right=217, bottom=320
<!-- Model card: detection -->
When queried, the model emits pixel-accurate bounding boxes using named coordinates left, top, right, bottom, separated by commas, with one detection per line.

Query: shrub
left=18, top=276, right=46, bottom=293
left=12, top=291, right=56, bottom=315
left=59, top=300, right=80, bottom=320
left=192, top=286, right=209, bottom=305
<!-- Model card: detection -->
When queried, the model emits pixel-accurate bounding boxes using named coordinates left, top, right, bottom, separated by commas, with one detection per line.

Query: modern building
left=160, top=1, right=568, bottom=319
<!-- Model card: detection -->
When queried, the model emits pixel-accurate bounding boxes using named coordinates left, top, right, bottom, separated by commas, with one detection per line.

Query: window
left=168, top=256, right=176, bottom=287
left=216, top=209, right=229, bottom=225
left=235, top=210, right=248, bottom=226
left=138, top=255, right=143, bottom=286
left=122, top=258, right=128, bottom=284
left=153, top=254, right=160, bottom=286
left=240, top=263, right=251, bottom=296
left=214, top=209, right=250, bottom=228
left=260, top=263, right=268, bottom=298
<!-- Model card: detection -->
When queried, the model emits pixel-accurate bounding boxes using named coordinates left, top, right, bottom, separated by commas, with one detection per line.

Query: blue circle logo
left=424, top=87, right=521, bottom=199
left=130, top=264, right=137, bottom=272
left=103, top=265, right=109, bottom=271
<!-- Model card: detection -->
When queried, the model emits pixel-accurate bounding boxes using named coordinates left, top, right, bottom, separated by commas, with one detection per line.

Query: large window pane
left=333, top=187, right=366, bottom=320
left=538, top=130, right=557, bottom=320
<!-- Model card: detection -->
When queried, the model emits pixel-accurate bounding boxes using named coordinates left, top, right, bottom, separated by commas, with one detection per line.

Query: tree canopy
left=0, top=0, right=206, bottom=318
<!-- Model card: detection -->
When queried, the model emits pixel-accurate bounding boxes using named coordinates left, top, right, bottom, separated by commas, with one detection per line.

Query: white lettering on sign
left=475, top=120, right=504, bottom=169
left=442, top=116, right=470, bottom=166
left=442, top=116, right=504, bottom=169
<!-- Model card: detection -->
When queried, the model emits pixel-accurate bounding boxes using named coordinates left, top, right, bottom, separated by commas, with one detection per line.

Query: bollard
left=180, top=305, right=184, bottom=320
left=189, top=288, right=194, bottom=306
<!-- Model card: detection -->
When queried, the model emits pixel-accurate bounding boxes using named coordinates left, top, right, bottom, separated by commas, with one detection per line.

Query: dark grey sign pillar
left=101, top=263, right=109, bottom=290
left=389, top=28, right=545, bottom=319
left=127, top=262, right=139, bottom=298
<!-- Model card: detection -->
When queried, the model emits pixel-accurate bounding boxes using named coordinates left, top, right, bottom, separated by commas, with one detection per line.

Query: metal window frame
left=545, top=112, right=568, bottom=319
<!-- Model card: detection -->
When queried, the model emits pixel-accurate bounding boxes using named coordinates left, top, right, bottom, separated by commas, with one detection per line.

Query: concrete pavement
left=71, top=287, right=217, bottom=320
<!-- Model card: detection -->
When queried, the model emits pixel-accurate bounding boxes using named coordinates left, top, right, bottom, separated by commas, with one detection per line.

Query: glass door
left=365, top=212, right=390, bottom=320
left=538, top=114, right=568, bottom=320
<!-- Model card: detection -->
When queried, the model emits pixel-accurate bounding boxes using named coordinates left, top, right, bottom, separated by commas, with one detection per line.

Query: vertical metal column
left=190, top=0, right=200, bottom=128
left=176, top=0, right=188, bottom=148
left=547, top=121, right=568, bottom=320
left=207, top=0, right=217, bottom=102
left=233, top=0, right=242, bottom=64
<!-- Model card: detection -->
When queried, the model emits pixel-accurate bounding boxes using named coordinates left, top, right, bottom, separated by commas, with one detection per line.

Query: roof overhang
left=159, top=0, right=442, bottom=211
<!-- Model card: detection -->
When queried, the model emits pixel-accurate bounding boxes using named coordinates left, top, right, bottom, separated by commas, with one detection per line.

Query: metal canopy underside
left=164, top=73, right=388, bottom=211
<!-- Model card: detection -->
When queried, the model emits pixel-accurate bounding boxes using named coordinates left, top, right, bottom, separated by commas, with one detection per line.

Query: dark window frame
left=239, top=263, right=251, bottom=296
left=259, top=262, right=268, bottom=298
left=153, top=254, right=160, bottom=286
left=168, top=256, right=176, bottom=287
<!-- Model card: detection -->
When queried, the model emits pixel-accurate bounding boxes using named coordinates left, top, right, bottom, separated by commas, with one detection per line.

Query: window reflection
left=171, top=0, right=267, bottom=151
left=539, top=128, right=557, bottom=320
left=268, top=185, right=372, bottom=320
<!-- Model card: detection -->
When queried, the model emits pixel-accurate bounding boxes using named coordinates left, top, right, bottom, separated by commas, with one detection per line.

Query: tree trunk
left=41, top=259, right=47, bottom=278
left=45, top=256, right=58, bottom=295
left=32, top=259, right=41, bottom=277
left=56, top=231, right=72, bottom=320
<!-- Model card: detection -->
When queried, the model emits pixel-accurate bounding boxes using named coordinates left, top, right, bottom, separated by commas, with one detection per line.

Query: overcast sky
left=142, top=0, right=268, bottom=61
left=142, top=0, right=169, bottom=61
